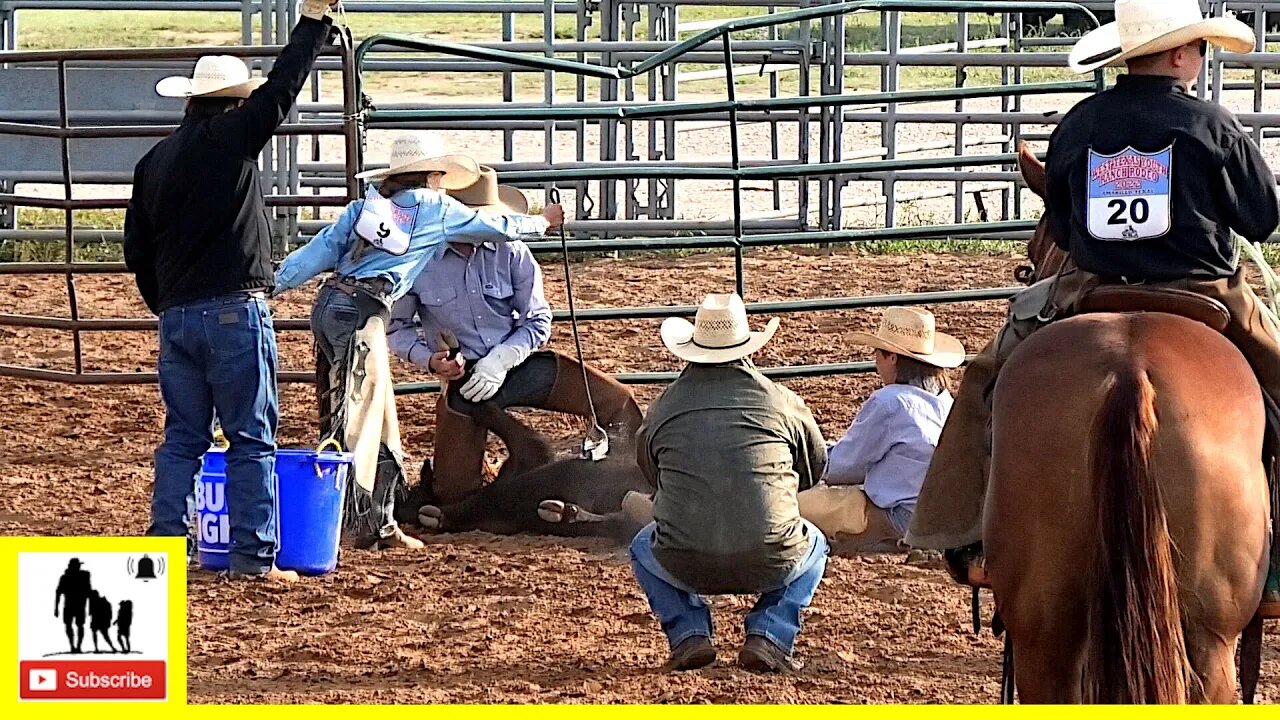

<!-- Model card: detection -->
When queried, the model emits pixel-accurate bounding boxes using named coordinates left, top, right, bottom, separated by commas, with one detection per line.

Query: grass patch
left=0, top=208, right=126, bottom=262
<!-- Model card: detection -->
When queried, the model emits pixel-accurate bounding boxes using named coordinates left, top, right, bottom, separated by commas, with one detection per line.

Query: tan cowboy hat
left=156, top=55, right=266, bottom=99
left=660, top=293, right=780, bottom=364
left=355, top=132, right=481, bottom=190
left=1068, top=0, right=1255, bottom=73
left=450, top=166, right=529, bottom=214
left=848, top=307, right=965, bottom=369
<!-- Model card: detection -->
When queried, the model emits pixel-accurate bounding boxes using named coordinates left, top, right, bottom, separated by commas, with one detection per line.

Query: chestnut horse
left=987, top=147, right=1271, bottom=702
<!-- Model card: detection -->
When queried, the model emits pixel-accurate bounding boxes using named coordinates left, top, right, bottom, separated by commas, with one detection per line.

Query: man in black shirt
left=124, top=0, right=340, bottom=583
left=908, top=0, right=1280, bottom=609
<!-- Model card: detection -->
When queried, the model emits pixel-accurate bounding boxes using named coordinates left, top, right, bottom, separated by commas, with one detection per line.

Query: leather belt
left=323, top=275, right=391, bottom=297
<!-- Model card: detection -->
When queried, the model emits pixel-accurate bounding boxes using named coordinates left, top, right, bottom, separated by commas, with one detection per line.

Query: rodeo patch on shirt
left=354, top=186, right=419, bottom=256
left=1086, top=145, right=1173, bottom=241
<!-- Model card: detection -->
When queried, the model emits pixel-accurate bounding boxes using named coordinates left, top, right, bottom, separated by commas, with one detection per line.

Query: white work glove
left=459, top=344, right=527, bottom=402
left=300, top=0, right=340, bottom=20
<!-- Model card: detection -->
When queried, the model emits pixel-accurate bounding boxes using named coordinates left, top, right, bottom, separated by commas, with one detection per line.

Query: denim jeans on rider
left=629, top=520, right=828, bottom=655
left=148, top=293, right=279, bottom=575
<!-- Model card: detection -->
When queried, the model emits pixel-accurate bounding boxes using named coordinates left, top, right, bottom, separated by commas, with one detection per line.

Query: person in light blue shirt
left=271, top=132, right=563, bottom=551
left=798, top=307, right=961, bottom=554
left=386, top=170, right=642, bottom=508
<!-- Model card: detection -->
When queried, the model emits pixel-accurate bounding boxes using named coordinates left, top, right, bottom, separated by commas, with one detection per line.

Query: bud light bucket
left=195, top=446, right=353, bottom=575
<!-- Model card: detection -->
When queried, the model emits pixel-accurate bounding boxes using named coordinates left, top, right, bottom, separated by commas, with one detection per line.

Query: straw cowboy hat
left=155, top=55, right=266, bottom=99
left=450, top=166, right=529, bottom=214
left=660, top=293, right=780, bottom=364
left=355, top=132, right=480, bottom=191
left=1068, top=0, right=1255, bottom=73
left=848, top=307, right=965, bottom=369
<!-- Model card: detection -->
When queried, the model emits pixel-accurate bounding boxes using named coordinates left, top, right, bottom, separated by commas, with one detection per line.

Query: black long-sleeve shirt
left=123, top=16, right=334, bottom=314
left=1045, top=74, right=1279, bottom=281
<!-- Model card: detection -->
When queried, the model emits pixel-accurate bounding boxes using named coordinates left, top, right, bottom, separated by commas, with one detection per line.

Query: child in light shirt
left=799, top=307, right=962, bottom=553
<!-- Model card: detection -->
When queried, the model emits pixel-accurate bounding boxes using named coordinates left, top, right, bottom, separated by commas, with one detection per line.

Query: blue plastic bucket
left=195, top=446, right=353, bottom=575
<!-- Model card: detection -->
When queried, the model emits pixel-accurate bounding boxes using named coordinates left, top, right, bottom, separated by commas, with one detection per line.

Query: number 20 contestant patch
left=1086, top=145, right=1173, bottom=241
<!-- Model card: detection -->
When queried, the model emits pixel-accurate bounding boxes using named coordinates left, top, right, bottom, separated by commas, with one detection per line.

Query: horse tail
left=1083, top=362, right=1192, bottom=703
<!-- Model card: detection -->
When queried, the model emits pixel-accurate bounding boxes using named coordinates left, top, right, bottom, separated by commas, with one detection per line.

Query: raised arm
left=209, top=4, right=336, bottom=158
left=442, top=197, right=551, bottom=246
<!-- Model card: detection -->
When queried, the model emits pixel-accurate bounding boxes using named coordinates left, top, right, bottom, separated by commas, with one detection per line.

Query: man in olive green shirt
left=630, top=293, right=829, bottom=673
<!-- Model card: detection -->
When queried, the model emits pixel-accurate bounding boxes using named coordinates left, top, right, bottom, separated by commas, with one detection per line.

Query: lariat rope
left=1237, top=235, right=1280, bottom=327
left=550, top=187, right=608, bottom=461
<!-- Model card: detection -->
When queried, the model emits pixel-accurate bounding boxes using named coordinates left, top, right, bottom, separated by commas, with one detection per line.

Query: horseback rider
left=907, top=0, right=1280, bottom=612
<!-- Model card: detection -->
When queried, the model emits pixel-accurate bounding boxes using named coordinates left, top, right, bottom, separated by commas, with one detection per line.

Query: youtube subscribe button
left=20, top=660, right=166, bottom=701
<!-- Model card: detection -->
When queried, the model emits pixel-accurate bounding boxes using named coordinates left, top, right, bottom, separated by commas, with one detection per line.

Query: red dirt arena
left=3, top=249, right=1277, bottom=703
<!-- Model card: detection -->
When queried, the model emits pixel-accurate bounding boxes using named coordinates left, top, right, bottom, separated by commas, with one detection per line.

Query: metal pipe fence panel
left=4, top=2, right=1279, bottom=390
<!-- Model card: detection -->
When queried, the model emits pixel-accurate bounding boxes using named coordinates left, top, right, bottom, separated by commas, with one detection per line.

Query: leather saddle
left=1076, top=285, right=1231, bottom=333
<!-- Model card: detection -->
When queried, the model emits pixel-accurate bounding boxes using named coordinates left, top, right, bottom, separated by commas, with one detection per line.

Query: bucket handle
left=315, top=438, right=345, bottom=490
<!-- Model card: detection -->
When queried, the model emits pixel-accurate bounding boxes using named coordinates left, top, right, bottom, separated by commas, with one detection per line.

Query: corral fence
left=1, top=1, right=1277, bottom=393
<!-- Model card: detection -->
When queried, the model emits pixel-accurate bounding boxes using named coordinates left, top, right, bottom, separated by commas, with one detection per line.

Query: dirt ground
left=2, top=249, right=1278, bottom=703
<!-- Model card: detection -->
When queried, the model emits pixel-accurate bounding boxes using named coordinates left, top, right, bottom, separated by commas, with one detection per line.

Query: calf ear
left=1018, top=142, right=1047, bottom=200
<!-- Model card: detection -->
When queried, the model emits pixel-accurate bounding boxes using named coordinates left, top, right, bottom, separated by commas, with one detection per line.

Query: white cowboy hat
left=1068, top=0, right=1255, bottom=73
left=660, top=293, right=780, bottom=364
left=354, top=132, right=481, bottom=190
left=450, top=166, right=529, bottom=214
left=155, top=55, right=266, bottom=99
left=848, top=307, right=965, bottom=369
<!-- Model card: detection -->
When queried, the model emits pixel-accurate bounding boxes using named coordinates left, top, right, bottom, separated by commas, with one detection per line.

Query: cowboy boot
left=738, top=635, right=799, bottom=673
left=544, top=352, right=644, bottom=433
left=431, top=393, right=489, bottom=504
left=664, top=636, right=716, bottom=672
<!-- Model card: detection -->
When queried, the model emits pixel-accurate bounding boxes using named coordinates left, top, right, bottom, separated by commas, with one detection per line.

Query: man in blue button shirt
left=388, top=169, right=643, bottom=507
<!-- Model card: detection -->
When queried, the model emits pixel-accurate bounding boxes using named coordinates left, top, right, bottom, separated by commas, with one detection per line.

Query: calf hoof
left=538, top=499, right=573, bottom=523
left=538, top=499, right=607, bottom=523
left=417, top=505, right=444, bottom=530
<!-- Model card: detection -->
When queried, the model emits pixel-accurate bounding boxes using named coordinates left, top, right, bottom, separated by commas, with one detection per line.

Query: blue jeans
left=629, top=521, right=828, bottom=655
left=148, top=293, right=279, bottom=575
left=886, top=504, right=913, bottom=536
